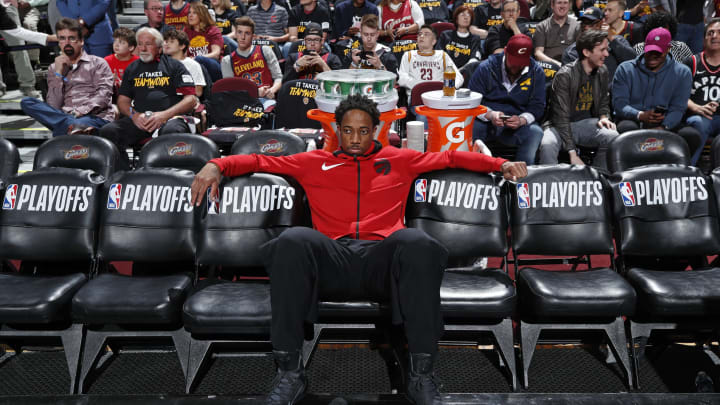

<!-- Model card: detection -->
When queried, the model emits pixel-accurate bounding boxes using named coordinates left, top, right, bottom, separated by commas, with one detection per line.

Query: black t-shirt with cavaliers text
left=120, top=54, right=196, bottom=113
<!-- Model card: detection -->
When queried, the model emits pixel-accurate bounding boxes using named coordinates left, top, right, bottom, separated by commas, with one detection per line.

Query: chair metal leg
left=520, top=321, right=541, bottom=389
left=185, top=338, right=212, bottom=394
left=301, top=324, right=323, bottom=368
left=604, top=317, right=633, bottom=389
left=171, top=328, right=191, bottom=383
left=77, top=330, right=108, bottom=394
left=494, top=318, right=518, bottom=391
left=60, top=324, right=84, bottom=394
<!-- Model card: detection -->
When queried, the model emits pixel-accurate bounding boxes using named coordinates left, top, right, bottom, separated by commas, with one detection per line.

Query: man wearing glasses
left=21, top=18, right=114, bottom=137
left=134, top=0, right=175, bottom=34
left=284, top=23, right=341, bottom=81
left=485, top=0, right=531, bottom=55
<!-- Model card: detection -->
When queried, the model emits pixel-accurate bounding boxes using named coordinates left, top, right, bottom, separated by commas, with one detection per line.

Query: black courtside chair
left=137, top=134, right=220, bottom=173
left=230, top=130, right=307, bottom=156
left=33, top=134, right=129, bottom=179
left=510, top=164, right=636, bottom=389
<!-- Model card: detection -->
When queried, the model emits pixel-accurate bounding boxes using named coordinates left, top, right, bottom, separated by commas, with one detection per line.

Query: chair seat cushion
left=184, top=282, right=271, bottom=334
left=441, top=269, right=515, bottom=319
left=72, top=274, right=191, bottom=324
left=518, top=268, right=636, bottom=320
left=0, top=273, right=87, bottom=323
left=627, top=267, right=720, bottom=318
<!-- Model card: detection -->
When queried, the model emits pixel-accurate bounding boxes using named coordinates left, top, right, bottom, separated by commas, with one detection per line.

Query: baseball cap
left=644, top=27, right=671, bottom=54
left=579, top=7, right=604, bottom=22
left=304, top=22, right=323, bottom=38
left=505, top=34, right=533, bottom=67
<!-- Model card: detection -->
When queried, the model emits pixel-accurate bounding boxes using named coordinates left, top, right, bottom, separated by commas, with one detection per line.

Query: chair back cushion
left=231, top=130, right=307, bottom=156
left=138, top=134, right=219, bottom=173
left=33, top=135, right=128, bottom=178
left=606, top=130, right=690, bottom=173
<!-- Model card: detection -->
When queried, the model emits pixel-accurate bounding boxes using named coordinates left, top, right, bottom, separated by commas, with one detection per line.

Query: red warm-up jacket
left=210, top=141, right=507, bottom=240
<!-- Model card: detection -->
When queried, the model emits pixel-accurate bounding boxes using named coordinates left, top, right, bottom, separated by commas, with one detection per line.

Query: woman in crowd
left=210, top=0, right=239, bottom=55
left=437, top=5, right=482, bottom=70
left=185, top=1, right=224, bottom=81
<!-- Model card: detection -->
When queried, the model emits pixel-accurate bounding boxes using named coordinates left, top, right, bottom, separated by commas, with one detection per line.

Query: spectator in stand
left=0, top=2, right=57, bottom=97
left=540, top=30, right=619, bottom=167
left=247, top=0, right=290, bottom=45
left=21, top=18, right=114, bottom=136
left=285, top=0, right=331, bottom=57
left=563, top=6, right=635, bottom=78
left=416, top=0, right=448, bottom=25
left=398, top=25, right=462, bottom=127
left=211, top=0, right=239, bottom=55
left=437, top=5, right=482, bottom=70
left=165, top=0, right=190, bottom=31
left=612, top=28, right=700, bottom=159
left=603, top=0, right=643, bottom=46
left=378, top=0, right=424, bottom=42
left=164, top=29, right=206, bottom=99
left=625, top=0, right=651, bottom=22
left=17, top=0, right=47, bottom=67
left=533, top=0, right=581, bottom=67
left=99, top=28, right=196, bottom=162
left=684, top=19, right=720, bottom=165
left=284, top=22, right=341, bottom=81
left=185, top=2, right=224, bottom=82
left=2, top=0, right=40, bottom=97
left=105, top=27, right=139, bottom=90
left=221, top=17, right=283, bottom=109
left=469, top=34, right=546, bottom=165
left=57, top=0, right=113, bottom=57
left=676, top=1, right=704, bottom=55
left=134, top=0, right=175, bottom=34
left=485, top=0, right=531, bottom=55
left=346, top=14, right=398, bottom=73
left=648, top=0, right=674, bottom=16
left=333, top=0, right=378, bottom=40
left=470, top=0, right=502, bottom=40
left=632, top=12, right=693, bottom=62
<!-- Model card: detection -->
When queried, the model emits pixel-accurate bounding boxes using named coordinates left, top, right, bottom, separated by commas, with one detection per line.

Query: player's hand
left=501, top=161, right=527, bottom=181
left=191, top=163, right=222, bottom=206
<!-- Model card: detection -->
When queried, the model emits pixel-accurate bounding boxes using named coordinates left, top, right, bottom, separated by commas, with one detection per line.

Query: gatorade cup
left=415, top=105, right=487, bottom=152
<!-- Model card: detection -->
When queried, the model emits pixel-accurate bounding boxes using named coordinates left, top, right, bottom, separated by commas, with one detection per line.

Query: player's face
left=340, top=109, right=376, bottom=155
left=235, top=25, right=253, bottom=50
left=705, top=23, right=720, bottom=52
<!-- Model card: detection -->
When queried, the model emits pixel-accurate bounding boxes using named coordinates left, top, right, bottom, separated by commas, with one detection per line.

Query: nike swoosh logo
left=322, top=162, right=345, bottom=171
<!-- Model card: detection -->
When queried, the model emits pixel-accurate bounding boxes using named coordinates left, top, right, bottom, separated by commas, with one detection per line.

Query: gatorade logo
left=445, top=121, right=466, bottom=144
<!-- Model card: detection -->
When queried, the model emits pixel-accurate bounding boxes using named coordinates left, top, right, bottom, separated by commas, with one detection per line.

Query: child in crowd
left=104, top=27, right=139, bottom=89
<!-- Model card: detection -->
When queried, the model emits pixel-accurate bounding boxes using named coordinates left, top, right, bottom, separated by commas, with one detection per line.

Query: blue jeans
left=84, top=43, right=113, bottom=58
left=21, top=97, right=110, bottom=137
left=473, top=119, right=543, bottom=165
left=686, top=114, right=720, bottom=163
left=195, top=55, right=222, bottom=82
left=223, top=35, right=238, bottom=56
left=677, top=22, right=705, bottom=55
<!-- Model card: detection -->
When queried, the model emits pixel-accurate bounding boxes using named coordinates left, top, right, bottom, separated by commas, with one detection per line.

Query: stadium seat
left=0, top=168, right=105, bottom=393
left=273, top=79, right=322, bottom=131
left=182, top=173, right=310, bottom=393
left=606, top=130, right=690, bottom=173
left=33, top=135, right=129, bottom=179
left=405, top=169, right=518, bottom=390
left=137, top=134, right=220, bottom=173
left=710, top=135, right=720, bottom=170
left=230, top=130, right=307, bottom=156
left=431, top=22, right=455, bottom=37
left=71, top=168, right=197, bottom=393
left=0, top=138, right=19, bottom=183
left=610, top=164, right=720, bottom=388
left=460, top=60, right=480, bottom=89
left=510, top=165, right=636, bottom=389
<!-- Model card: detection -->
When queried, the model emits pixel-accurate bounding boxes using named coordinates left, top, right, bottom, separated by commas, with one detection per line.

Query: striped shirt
left=633, top=40, right=693, bottom=63
left=247, top=2, right=288, bottom=38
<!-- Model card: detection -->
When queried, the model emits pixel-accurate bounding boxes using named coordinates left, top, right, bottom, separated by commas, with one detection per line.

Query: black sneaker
left=406, top=353, right=443, bottom=405
left=266, top=350, right=307, bottom=405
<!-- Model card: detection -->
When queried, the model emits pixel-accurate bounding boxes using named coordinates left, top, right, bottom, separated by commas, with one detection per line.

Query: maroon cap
left=645, top=27, right=671, bottom=54
left=505, top=34, right=533, bottom=67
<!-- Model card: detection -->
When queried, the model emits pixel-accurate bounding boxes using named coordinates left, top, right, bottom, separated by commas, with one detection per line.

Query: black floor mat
left=0, top=344, right=717, bottom=396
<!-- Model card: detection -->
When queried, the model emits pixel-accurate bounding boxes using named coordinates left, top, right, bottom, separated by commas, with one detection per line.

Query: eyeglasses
left=418, top=32, right=433, bottom=37
left=58, top=36, right=79, bottom=43
left=305, top=37, right=321, bottom=43
left=146, top=6, right=164, bottom=12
